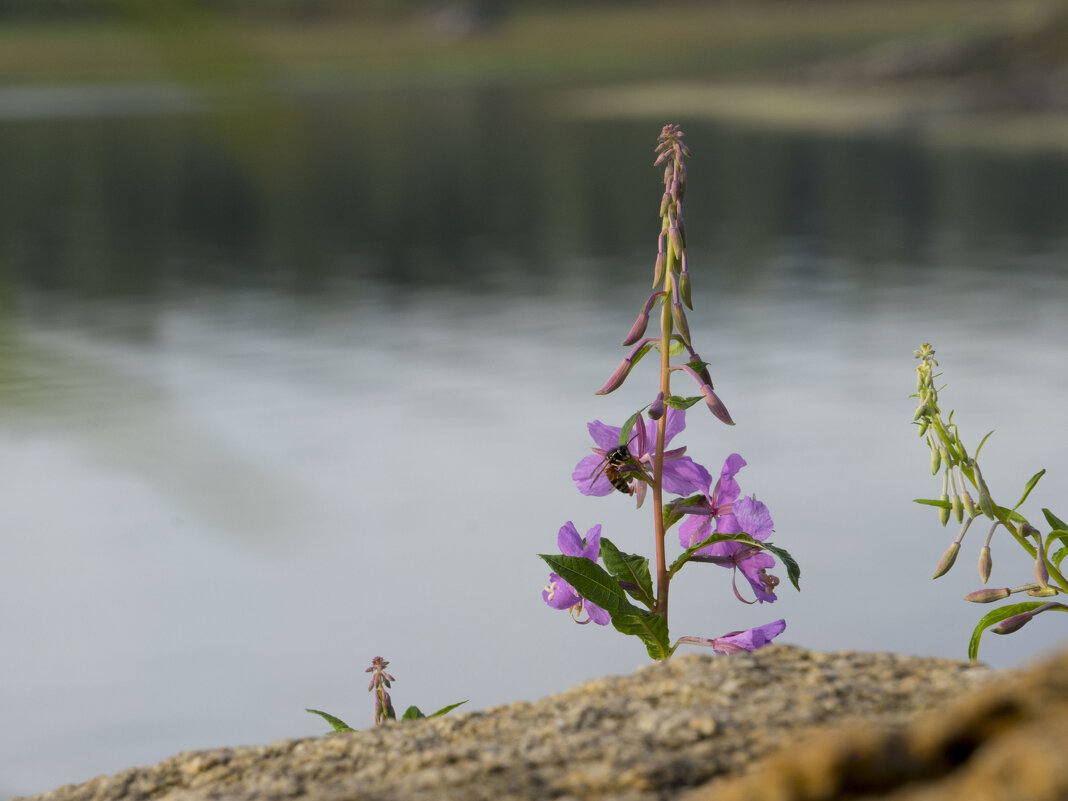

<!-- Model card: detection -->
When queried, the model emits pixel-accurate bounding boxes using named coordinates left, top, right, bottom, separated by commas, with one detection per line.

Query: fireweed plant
left=912, top=343, right=1068, bottom=659
left=539, top=125, right=800, bottom=660
left=306, top=656, right=466, bottom=733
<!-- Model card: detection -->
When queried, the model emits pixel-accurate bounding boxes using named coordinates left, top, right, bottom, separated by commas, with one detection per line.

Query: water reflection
left=1, top=85, right=1067, bottom=798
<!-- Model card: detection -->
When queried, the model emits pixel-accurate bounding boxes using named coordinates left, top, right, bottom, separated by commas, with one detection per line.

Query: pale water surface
left=2, top=84, right=1068, bottom=797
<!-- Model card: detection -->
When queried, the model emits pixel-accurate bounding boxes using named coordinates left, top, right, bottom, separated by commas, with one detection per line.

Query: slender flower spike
left=542, top=522, right=610, bottom=625
left=366, top=656, right=397, bottom=725
left=572, top=408, right=711, bottom=501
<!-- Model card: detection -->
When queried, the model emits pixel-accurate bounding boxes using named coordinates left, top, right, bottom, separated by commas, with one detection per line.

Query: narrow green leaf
left=663, top=493, right=705, bottom=530
left=664, top=395, right=702, bottom=410
left=967, top=602, right=1048, bottom=660
left=612, top=607, right=671, bottom=659
left=618, top=408, right=646, bottom=448
left=1051, top=545, right=1068, bottom=570
left=305, top=708, right=355, bottom=733
left=974, top=430, right=994, bottom=457
left=1045, top=530, right=1068, bottom=568
left=1043, top=508, right=1068, bottom=531
left=427, top=701, right=467, bottom=718
left=540, top=554, right=631, bottom=611
left=668, top=532, right=763, bottom=576
left=540, top=554, right=670, bottom=659
left=1013, top=469, right=1046, bottom=511
left=600, top=537, right=655, bottom=609
left=761, top=541, right=801, bottom=592
left=401, top=706, right=425, bottom=720
left=914, top=498, right=951, bottom=509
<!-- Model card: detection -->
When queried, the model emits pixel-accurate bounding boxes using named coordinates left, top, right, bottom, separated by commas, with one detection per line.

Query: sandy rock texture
left=20, top=643, right=1063, bottom=801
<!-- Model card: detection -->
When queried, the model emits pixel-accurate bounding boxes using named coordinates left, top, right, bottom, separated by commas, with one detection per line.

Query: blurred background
left=2, top=0, right=1068, bottom=796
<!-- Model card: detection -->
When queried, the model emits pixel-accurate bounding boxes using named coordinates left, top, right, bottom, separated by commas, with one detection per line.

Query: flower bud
left=932, top=541, right=960, bottom=578
left=931, top=448, right=941, bottom=475
left=700, top=384, right=734, bottom=426
left=672, top=301, right=691, bottom=346
left=648, top=392, right=665, bottom=420
left=992, top=611, right=1034, bottom=635
left=1034, top=552, right=1050, bottom=588
left=939, top=494, right=950, bottom=526
left=964, top=587, right=1010, bottom=603
left=622, top=312, right=650, bottom=347
left=952, top=492, right=963, bottom=523
left=978, top=489, right=994, bottom=518
left=653, top=250, right=666, bottom=287
left=978, top=545, right=992, bottom=583
left=596, top=356, right=633, bottom=395
left=668, top=225, right=684, bottom=260
left=962, top=490, right=977, bottom=519
left=679, top=264, right=692, bottom=309
left=659, top=191, right=671, bottom=218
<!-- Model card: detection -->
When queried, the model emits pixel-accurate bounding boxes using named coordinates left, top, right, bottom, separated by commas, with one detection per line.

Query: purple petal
left=711, top=619, right=786, bottom=654
left=572, top=453, right=615, bottom=497
left=710, top=454, right=746, bottom=508
left=663, top=407, right=687, bottom=445
left=733, top=496, right=774, bottom=541
left=580, top=524, right=603, bottom=561
left=663, top=456, right=712, bottom=496
left=737, top=551, right=778, bottom=603
left=587, top=420, right=622, bottom=452
left=679, top=515, right=711, bottom=549
left=557, top=521, right=583, bottom=556
left=543, top=574, right=580, bottom=610
left=585, top=601, right=611, bottom=626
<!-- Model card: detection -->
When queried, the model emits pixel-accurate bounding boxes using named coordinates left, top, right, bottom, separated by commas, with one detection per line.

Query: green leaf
left=612, top=606, right=671, bottom=660
left=1013, top=469, right=1046, bottom=511
left=664, top=395, right=702, bottom=411
left=914, top=498, right=951, bottom=509
left=427, top=701, right=467, bottom=718
left=973, top=430, right=994, bottom=458
left=618, top=408, right=646, bottom=448
left=305, top=708, right=355, bottom=733
left=668, top=532, right=764, bottom=576
left=539, top=554, right=671, bottom=659
left=761, top=541, right=801, bottom=592
left=967, top=602, right=1048, bottom=660
left=401, top=706, right=424, bottom=720
left=663, top=493, right=705, bottom=530
left=600, top=537, right=655, bottom=609
left=1043, top=508, right=1068, bottom=531
left=1045, top=530, right=1068, bottom=568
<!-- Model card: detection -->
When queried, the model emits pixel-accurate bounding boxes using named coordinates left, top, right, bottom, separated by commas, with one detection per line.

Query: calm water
left=2, top=83, right=1068, bottom=798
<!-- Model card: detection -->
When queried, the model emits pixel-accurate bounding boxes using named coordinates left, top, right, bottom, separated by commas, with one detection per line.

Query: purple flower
left=542, top=522, right=610, bottom=626
left=572, top=408, right=711, bottom=504
left=679, top=455, right=779, bottom=603
left=710, top=619, right=786, bottom=654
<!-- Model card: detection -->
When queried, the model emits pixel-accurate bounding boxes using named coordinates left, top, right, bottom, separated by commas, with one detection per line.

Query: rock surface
left=18, top=643, right=1066, bottom=801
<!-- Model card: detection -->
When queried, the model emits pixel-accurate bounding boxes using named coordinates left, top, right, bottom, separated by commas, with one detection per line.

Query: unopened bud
left=596, top=357, right=633, bottom=395
left=978, top=545, right=992, bottom=583
left=622, top=312, right=650, bottom=347
left=978, top=490, right=994, bottom=518
left=700, top=384, right=734, bottom=426
left=679, top=266, right=692, bottom=309
left=931, top=448, right=941, bottom=475
left=672, top=301, right=691, bottom=345
left=1026, top=585, right=1059, bottom=597
left=992, top=611, right=1033, bottom=635
left=964, top=587, right=1010, bottom=603
left=1034, top=553, right=1050, bottom=587
left=939, top=494, right=950, bottom=526
left=962, top=490, right=977, bottom=519
left=913, top=403, right=928, bottom=421
left=653, top=250, right=666, bottom=287
left=659, top=191, right=671, bottom=218
left=917, top=420, right=929, bottom=436
left=951, top=493, right=963, bottom=523
left=932, top=541, right=960, bottom=578
left=648, top=392, right=665, bottom=420
left=668, top=226, right=684, bottom=260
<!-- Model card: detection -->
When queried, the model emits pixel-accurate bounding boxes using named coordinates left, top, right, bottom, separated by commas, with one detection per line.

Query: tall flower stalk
left=541, top=125, right=799, bottom=659
left=912, top=343, right=1068, bottom=658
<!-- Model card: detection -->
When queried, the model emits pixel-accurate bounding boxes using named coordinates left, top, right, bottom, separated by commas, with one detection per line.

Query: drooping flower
left=542, top=522, right=610, bottom=626
left=709, top=619, right=786, bottom=654
left=572, top=408, right=711, bottom=505
left=679, top=455, right=779, bottom=603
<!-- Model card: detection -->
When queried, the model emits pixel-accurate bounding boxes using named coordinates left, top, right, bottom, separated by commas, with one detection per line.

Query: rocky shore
left=19, top=643, right=1068, bottom=801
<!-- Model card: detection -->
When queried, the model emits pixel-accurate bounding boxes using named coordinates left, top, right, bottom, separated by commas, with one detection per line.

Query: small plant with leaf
left=538, top=125, right=799, bottom=660
left=307, top=656, right=466, bottom=733
left=912, top=343, right=1068, bottom=659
